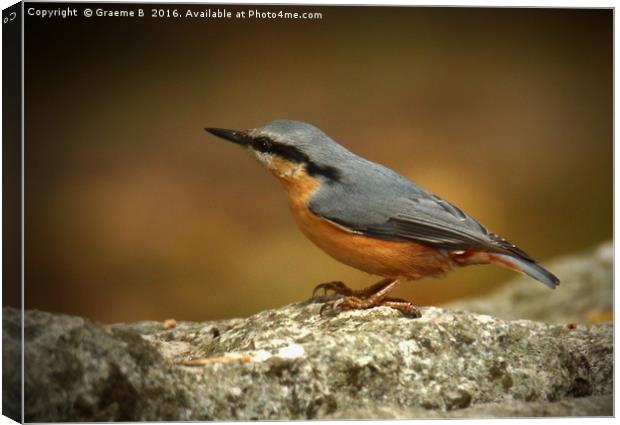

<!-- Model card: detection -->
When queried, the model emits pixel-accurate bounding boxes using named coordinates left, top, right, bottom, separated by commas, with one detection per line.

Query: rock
left=447, top=241, right=613, bottom=324
left=3, top=297, right=612, bottom=421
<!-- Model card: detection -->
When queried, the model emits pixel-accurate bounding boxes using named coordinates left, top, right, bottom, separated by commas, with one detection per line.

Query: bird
left=205, top=120, right=559, bottom=317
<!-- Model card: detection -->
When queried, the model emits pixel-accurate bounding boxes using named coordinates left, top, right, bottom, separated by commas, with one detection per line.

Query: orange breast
left=277, top=171, right=455, bottom=280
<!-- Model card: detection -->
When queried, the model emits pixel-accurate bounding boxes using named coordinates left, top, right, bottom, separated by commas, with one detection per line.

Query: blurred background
left=21, top=5, right=611, bottom=323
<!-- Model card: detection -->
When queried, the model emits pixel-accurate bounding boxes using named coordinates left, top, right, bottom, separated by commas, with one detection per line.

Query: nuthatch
left=206, top=120, right=559, bottom=317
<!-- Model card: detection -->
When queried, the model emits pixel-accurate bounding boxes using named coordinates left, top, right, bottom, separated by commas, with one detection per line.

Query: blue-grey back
left=256, top=120, right=505, bottom=252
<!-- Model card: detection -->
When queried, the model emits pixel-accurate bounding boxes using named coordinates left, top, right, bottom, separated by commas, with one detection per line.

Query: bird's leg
left=351, top=278, right=398, bottom=298
left=312, top=277, right=395, bottom=298
left=319, top=279, right=421, bottom=317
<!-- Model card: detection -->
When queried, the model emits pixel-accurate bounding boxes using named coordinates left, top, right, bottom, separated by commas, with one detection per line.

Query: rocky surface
left=3, top=241, right=613, bottom=421
left=3, top=304, right=612, bottom=420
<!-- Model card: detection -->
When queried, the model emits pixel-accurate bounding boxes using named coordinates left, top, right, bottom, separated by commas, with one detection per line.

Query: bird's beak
left=205, top=127, right=250, bottom=147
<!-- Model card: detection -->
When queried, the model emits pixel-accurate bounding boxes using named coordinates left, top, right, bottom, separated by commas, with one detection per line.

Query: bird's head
left=206, top=120, right=344, bottom=186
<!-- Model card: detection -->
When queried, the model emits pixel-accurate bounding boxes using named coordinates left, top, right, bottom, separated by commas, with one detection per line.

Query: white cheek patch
left=253, top=151, right=273, bottom=167
left=252, top=151, right=302, bottom=178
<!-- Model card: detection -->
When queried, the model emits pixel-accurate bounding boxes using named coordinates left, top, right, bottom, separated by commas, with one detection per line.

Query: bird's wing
left=308, top=176, right=532, bottom=261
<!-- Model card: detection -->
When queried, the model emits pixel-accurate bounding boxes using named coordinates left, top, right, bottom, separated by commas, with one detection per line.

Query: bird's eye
left=254, top=137, right=272, bottom=153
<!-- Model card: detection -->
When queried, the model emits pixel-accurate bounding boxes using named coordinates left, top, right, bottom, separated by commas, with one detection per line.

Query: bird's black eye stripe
left=251, top=136, right=341, bottom=183
left=252, top=136, right=308, bottom=163
left=253, top=137, right=273, bottom=153
left=270, top=144, right=310, bottom=164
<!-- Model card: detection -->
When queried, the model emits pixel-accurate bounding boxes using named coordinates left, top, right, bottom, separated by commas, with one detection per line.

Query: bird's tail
left=488, top=253, right=560, bottom=289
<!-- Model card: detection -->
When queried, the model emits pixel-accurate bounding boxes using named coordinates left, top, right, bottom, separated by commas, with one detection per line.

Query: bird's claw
left=319, top=298, right=342, bottom=316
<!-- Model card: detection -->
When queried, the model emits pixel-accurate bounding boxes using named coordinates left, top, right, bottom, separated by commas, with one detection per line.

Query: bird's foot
left=314, top=278, right=421, bottom=318
left=320, top=295, right=421, bottom=318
